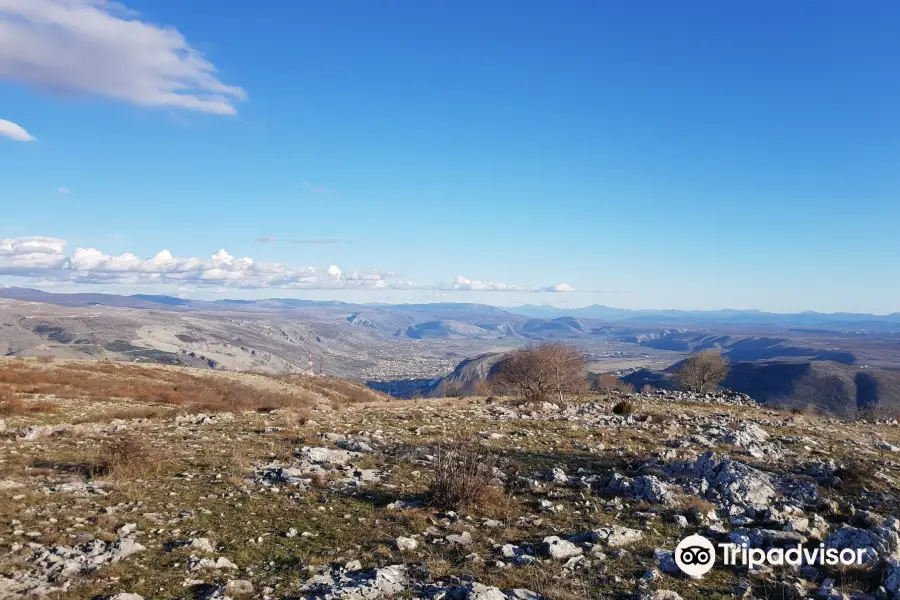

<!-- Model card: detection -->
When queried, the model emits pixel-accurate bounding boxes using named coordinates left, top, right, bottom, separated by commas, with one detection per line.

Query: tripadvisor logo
left=674, top=534, right=868, bottom=577
left=674, top=534, right=716, bottom=577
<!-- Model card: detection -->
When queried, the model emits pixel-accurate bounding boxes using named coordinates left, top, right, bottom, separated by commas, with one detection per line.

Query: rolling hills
left=3, top=287, right=900, bottom=416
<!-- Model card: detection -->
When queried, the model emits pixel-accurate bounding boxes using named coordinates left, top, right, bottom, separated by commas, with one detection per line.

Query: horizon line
left=1, top=285, right=898, bottom=318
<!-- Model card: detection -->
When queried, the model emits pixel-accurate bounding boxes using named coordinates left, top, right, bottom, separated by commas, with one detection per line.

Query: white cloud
left=451, top=275, right=523, bottom=292
left=58, top=187, right=70, bottom=194
left=0, top=0, right=246, bottom=115
left=450, top=276, right=577, bottom=293
left=0, top=237, right=401, bottom=290
left=0, top=237, right=67, bottom=272
left=0, top=118, right=35, bottom=141
left=344, top=270, right=390, bottom=282
left=0, top=236, right=575, bottom=293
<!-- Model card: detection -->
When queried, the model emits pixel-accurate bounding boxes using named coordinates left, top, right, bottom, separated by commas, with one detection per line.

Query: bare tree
left=491, top=342, right=587, bottom=402
left=675, top=350, right=729, bottom=393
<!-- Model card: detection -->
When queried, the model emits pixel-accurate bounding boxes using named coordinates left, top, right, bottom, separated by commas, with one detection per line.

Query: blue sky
left=1, top=0, right=898, bottom=313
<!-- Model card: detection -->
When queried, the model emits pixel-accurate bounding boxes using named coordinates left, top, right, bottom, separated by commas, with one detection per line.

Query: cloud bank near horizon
left=0, top=236, right=576, bottom=293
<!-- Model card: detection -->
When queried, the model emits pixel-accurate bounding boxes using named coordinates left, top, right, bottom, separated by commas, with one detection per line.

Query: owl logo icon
left=674, top=534, right=716, bottom=577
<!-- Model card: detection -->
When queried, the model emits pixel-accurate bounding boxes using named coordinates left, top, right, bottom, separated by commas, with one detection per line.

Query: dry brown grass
left=27, top=400, right=60, bottom=413
left=678, top=495, right=717, bottom=514
left=0, top=389, right=58, bottom=415
left=79, top=406, right=169, bottom=423
left=277, top=407, right=313, bottom=428
left=278, top=374, right=388, bottom=407
left=0, top=359, right=384, bottom=415
left=0, top=388, right=26, bottom=416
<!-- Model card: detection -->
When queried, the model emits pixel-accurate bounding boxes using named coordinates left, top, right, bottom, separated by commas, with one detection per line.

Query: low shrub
left=612, top=399, right=636, bottom=415
left=94, top=436, right=167, bottom=479
left=594, top=374, right=635, bottom=394
left=428, top=440, right=502, bottom=509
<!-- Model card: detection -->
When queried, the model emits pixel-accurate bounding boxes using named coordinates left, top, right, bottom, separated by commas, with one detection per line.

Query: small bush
left=94, top=436, right=165, bottom=479
left=443, top=381, right=463, bottom=398
left=428, top=440, right=502, bottom=509
left=612, top=399, right=635, bottom=415
left=833, top=459, right=866, bottom=489
left=594, top=374, right=634, bottom=394
left=856, top=404, right=900, bottom=421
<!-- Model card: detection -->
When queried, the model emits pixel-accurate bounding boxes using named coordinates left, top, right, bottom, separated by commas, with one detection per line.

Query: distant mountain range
left=509, top=303, right=900, bottom=331
left=2, top=287, right=900, bottom=336
left=2, top=287, right=898, bottom=332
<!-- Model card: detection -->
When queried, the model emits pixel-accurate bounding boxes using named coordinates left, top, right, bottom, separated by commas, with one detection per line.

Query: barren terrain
left=2, top=359, right=900, bottom=599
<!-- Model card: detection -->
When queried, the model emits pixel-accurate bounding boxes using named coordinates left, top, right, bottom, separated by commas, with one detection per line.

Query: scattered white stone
left=539, top=536, right=583, bottom=560
left=394, top=536, right=418, bottom=552
left=187, top=538, right=215, bottom=553
left=224, top=579, right=254, bottom=595
left=446, top=531, right=473, bottom=546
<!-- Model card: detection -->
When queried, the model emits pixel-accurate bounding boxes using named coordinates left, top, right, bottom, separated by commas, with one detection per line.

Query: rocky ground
left=2, top=359, right=900, bottom=599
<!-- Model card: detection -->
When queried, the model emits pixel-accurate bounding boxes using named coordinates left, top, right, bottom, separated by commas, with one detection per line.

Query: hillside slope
left=429, top=350, right=900, bottom=417
left=2, top=360, right=900, bottom=599
left=622, top=359, right=900, bottom=418
left=0, top=358, right=387, bottom=419
left=723, top=360, right=900, bottom=417
left=622, top=330, right=858, bottom=363
left=429, top=351, right=508, bottom=396
left=0, top=298, right=498, bottom=381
